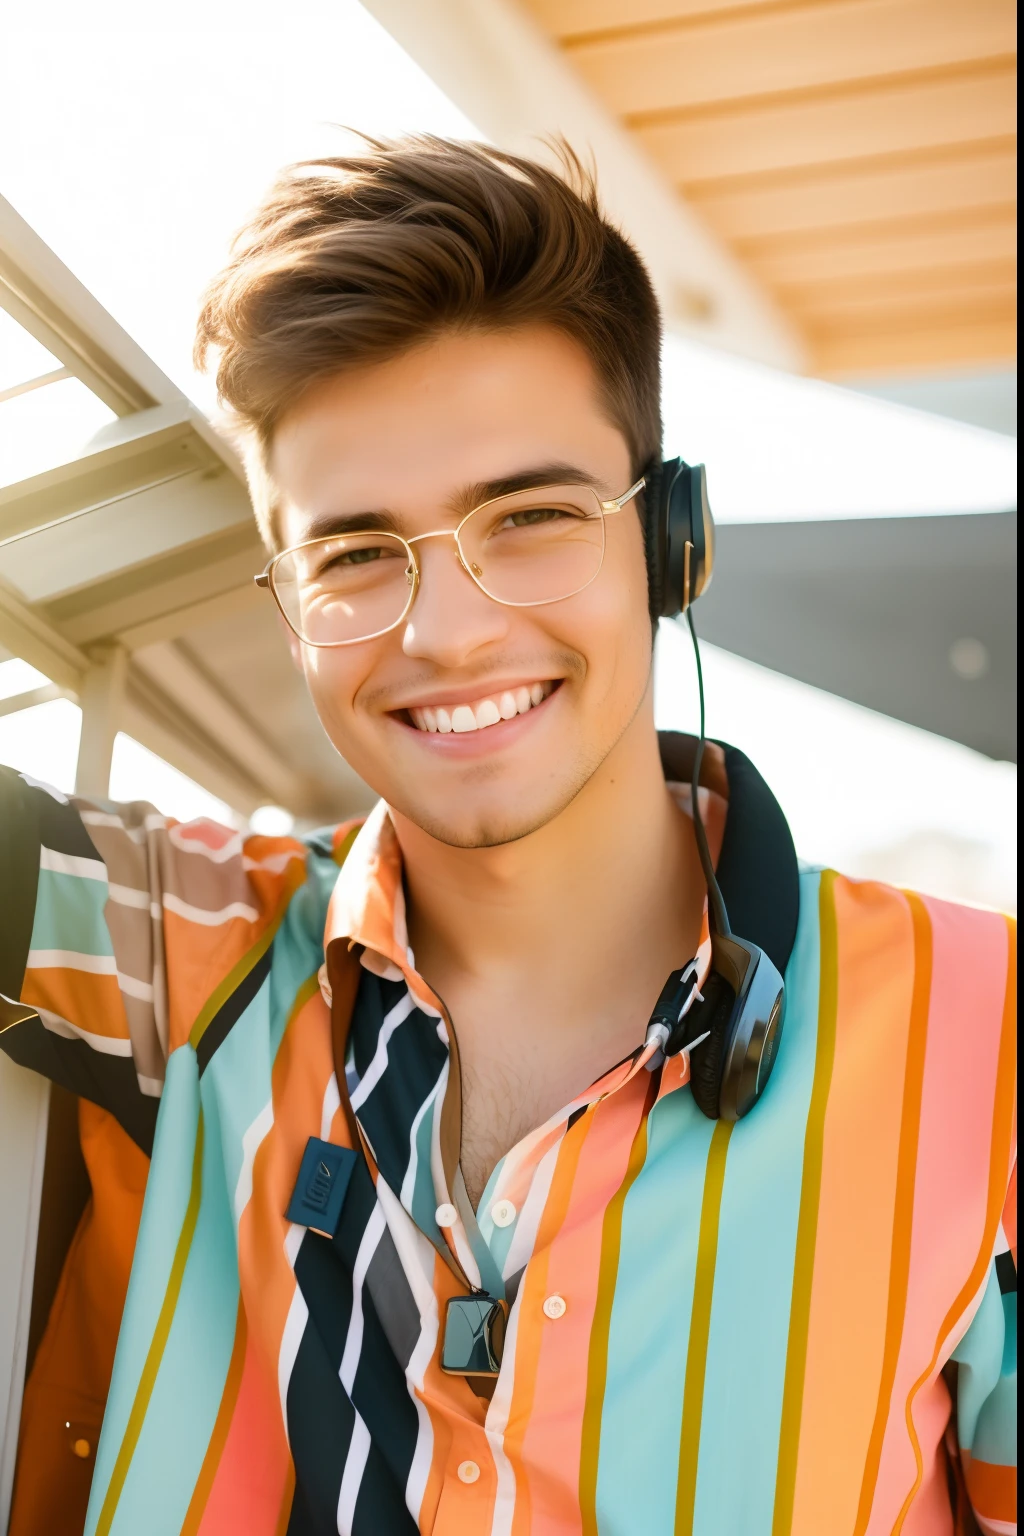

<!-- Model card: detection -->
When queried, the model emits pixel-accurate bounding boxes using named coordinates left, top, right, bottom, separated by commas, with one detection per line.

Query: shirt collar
left=322, top=734, right=736, bottom=995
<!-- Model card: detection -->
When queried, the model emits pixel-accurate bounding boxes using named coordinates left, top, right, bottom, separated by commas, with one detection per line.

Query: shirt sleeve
left=951, top=1169, right=1017, bottom=1536
left=0, top=765, right=322, bottom=1154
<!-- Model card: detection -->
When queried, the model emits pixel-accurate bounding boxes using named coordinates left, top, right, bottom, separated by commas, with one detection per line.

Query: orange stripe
left=179, top=1299, right=248, bottom=1535
left=852, top=891, right=933, bottom=1534
left=772, top=869, right=839, bottom=1536
left=578, top=1073, right=657, bottom=1534
left=21, top=967, right=128, bottom=1038
left=964, top=1453, right=1018, bottom=1522
left=506, top=1109, right=596, bottom=1536
left=892, top=915, right=1017, bottom=1534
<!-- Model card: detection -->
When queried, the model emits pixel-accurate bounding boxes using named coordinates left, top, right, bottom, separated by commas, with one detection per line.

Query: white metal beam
left=132, top=641, right=311, bottom=813
left=75, top=643, right=128, bottom=797
left=361, top=0, right=804, bottom=371
left=0, top=583, right=86, bottom=693
left=0, top=683, right=66, bottom=719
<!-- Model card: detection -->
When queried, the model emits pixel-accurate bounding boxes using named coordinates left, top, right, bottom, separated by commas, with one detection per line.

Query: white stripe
left=243, top=849, right=304, bottom=875
left=35, top=1005, right=133, bottom=1056
left=336, top=1416, right=371, bottom=1536
left=333, top=1205, right=386, bottom=1531
left=485, top=1291, right=521, bottom=1536
left=80, top=809, right=166, bottom=841
left=976, top=1516, right=1016, bottom=1536
left=400, top=1077, right=443, bottom=1207
left=234, top=1098, right=275, bottom=1225
left=117, top=971, right=154, bottom=1002
left=168, top=825, right=243, bottom=863
left=28, top=948, right=115, bottom=975
left=320, top=1074, right=342, bottom=1142
left=39, top=846, right=106, bottom=881
left=107, top=881, right=152, bottom=910
left=502, top=1137, right=560, bottom=1281
left=340, top=1203, right=386, bottom=1391
left=284, top=1221, right=305, bottom=1267
left=137, top=1073, right=164, bottom=1098
left=21, top=773, right=68, bottom=803
left=372, top=1180, right=439, bottom=1525
left=163, top=892, right=259, bottom=927
left=349, top=991, right=416, bottom=1111
left=277, top=1285, right=308, bottom=1428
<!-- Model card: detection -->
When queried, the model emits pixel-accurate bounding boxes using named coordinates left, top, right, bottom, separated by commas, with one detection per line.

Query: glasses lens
left=272, top=532, right=413, bottom=644
left=461, top=486, right=605, bottom=605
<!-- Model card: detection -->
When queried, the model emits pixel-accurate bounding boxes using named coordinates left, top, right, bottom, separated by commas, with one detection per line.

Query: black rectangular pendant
left=440, top=1295, right=507, bottom=1377
left=286, top=1137, right=357, bottom=1237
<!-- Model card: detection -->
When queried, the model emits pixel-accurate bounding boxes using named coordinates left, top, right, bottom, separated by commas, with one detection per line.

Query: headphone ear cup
left=644, top=460, right=666, bottom=623
left=686, top=971, right=735, bottom=1120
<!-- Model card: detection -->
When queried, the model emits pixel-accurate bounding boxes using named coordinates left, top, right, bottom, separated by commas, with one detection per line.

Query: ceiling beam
left=131, top=641, right=313, bottom=813
left=361, top=0, right=803, bottom=369
left=0, top=584, right=86, bottom=693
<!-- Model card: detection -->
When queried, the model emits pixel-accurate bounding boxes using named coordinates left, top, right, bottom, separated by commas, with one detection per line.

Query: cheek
left=548, top=523, right=652, bottom=697
left=301, top=648, right=368, bottom=732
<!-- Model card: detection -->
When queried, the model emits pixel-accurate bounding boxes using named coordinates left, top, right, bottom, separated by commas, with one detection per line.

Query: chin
left=391, top=773, right=588, bottom=850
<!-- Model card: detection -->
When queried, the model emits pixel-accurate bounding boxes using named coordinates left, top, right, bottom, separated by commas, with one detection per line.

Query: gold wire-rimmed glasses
left=255, top=476, right=646, bottom=647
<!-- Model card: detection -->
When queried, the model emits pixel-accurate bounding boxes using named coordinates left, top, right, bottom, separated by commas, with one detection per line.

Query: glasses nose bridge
left=406, top=525, right=473, bottom=581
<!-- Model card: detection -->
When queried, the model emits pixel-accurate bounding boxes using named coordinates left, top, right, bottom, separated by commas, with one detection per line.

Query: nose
left=401, top=533, right=510, bottom=667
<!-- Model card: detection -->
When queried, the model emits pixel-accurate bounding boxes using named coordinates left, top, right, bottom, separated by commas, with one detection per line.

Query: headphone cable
left=686, top=607, right=731, bottom=938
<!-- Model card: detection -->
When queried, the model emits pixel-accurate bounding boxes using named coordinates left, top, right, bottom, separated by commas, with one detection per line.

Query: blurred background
left=0, top=0, right=1016, bottom=909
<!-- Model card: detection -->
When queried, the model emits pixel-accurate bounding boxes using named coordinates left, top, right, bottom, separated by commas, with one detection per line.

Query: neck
left=393, top=692, right=703, bottom=1010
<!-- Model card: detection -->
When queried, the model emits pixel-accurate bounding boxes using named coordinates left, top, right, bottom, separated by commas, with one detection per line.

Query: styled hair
left=195, top=135, right=663, bottom=547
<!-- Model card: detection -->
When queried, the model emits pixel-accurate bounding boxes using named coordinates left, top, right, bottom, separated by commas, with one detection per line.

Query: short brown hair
left=195, top=135, right=662, bottom=548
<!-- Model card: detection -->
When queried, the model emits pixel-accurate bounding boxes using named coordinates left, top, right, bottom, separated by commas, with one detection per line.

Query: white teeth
left=409, top=683, right=553, bottom=734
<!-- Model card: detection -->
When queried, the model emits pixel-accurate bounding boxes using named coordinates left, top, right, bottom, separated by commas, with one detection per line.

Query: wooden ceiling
left=522, top=0, right=1017, bottom=379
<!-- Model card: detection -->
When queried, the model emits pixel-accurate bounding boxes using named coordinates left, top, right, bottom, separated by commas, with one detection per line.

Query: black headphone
left=643, top=457, right=786, bottom=1121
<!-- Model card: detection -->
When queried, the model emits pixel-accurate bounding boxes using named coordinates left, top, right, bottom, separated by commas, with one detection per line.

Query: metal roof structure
left=0, top=193, right=375, bottom=821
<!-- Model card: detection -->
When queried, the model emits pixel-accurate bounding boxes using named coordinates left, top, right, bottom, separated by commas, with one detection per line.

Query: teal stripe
left=30, top=867, right=113, bottom=956
left=691, top=869, right=822, bottom=1536
left=593, top=1086, right=716, bottom=1531
left=87, top=1050, right=202, bottom=1535
left=107, top=1080, right=241, bottom=1534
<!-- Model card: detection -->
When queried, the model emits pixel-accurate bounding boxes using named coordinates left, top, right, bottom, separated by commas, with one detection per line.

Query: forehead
left=270, top=325, right=630, bottom=547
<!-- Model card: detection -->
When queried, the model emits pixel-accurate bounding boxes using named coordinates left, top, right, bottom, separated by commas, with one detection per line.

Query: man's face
left=271, top=324, right=653, bottom=848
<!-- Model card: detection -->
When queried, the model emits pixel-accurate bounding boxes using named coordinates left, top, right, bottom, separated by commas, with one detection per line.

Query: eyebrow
left=294, top=462, right=603, bottom=544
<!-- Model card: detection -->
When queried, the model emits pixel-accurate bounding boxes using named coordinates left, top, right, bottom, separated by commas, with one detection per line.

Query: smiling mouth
left=402, top=681, right=558, bottom=735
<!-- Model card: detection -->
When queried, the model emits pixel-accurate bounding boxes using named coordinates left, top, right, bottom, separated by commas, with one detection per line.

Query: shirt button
left=542, top=1294, right=567, bottom=1320
left=435, top=1203, right=457, bottom=1228
left=490, top=1198, right=516, bottom=1228
left=457, top=1460, right=480, bottom=1484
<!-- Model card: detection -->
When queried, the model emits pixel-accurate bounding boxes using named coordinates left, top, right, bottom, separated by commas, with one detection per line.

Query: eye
left=502, top=506, right=568, bottom=529
left=316, top=543, right=399, bottom=575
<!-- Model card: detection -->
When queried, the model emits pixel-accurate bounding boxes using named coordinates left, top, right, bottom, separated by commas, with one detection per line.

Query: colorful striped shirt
left=0, top=738, right=1016, bottom=1536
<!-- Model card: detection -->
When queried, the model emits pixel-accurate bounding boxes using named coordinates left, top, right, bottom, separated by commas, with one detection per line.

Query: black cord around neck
left=686, top=607, right=731, bottom=939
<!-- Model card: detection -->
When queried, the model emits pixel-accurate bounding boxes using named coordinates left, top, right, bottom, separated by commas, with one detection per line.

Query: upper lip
left=383, top=677, right=560, bottom=712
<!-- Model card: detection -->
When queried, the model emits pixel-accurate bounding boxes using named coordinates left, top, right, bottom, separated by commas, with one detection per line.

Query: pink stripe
left=517, top=1073, right=650, bottom=1534
left=197, top=1331, right=291, bottom=1536
left=867, top=899, right=1009, bottom=1534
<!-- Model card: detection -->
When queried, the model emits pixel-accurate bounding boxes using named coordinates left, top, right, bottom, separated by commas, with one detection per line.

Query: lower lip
left=389, top=684, right=562, bottom=755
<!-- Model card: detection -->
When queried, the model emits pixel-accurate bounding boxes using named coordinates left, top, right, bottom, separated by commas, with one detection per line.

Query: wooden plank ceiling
left=522, top=0, right=1017, bottom=378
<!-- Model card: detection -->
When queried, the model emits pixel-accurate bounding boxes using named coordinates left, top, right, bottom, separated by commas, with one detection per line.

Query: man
left=1, top=138, right=1015, bottom=1536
